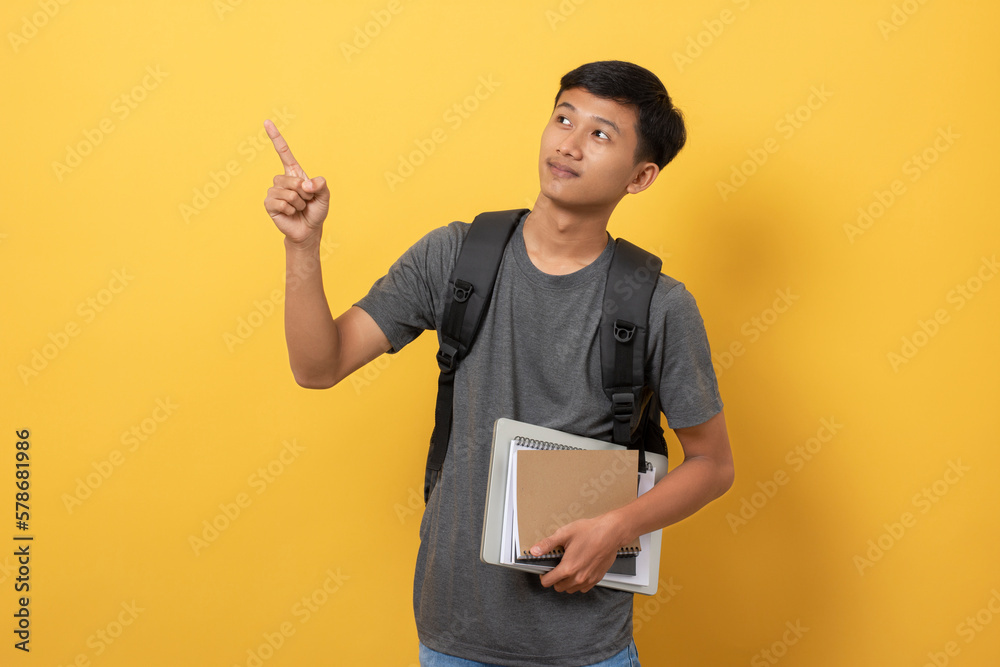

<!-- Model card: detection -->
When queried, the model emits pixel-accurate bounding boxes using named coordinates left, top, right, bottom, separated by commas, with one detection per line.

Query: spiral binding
left=518, top=546, right=565, bottom=560
left=512, top=436, right=579, bottom=451
left=519, top=544, right=640, bottom=560
left=512, top=435, right=653, bottom=471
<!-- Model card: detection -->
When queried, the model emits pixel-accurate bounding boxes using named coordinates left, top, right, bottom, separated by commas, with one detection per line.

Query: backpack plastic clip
left=613, top=320, right=636, bottom=344
left=453, top=280, right=474, bottom=303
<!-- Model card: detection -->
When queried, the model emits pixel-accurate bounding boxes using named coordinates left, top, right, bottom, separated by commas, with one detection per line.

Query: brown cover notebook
left=515, top=448, right=641, bottom=559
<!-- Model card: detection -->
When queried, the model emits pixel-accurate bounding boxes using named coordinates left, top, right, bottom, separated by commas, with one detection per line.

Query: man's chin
left=535, top=190, right=602, bottom=214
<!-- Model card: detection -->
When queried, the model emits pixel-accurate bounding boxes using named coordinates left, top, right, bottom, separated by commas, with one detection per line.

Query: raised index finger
left=264, top=119, right=308, bottom=179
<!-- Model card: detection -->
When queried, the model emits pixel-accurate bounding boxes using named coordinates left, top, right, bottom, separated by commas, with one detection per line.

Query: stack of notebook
left=480, top=419, right=667, bottom=595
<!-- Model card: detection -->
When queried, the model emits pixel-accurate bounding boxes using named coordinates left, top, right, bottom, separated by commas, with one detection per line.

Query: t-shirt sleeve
left=649, top=278, right=724, bottom=429
left=353, top=221, right=466, bottom=353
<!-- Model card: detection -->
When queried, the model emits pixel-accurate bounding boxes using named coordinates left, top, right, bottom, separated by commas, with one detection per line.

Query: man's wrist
left=605, top=505, right=640, bottom=548
left=284, top=233, right=323, bottom=255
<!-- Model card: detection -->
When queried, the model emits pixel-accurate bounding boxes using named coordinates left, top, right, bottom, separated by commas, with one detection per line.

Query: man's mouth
left=547, top=159, right=579, bottom=177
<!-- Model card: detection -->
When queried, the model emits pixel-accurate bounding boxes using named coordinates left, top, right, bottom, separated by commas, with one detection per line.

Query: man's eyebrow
left=555, top=101, right=622, bottom=136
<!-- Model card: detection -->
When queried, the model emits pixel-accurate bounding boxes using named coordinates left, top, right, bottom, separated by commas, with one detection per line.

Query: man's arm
left=531, top=409, right=734, bottom=593
left=284, top=242, right=390, bottom=388
left=263, top=119, right=391, bottom=388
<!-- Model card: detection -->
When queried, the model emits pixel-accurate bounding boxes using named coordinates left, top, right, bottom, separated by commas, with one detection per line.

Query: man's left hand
left=531, top=513, right=629, bottom=594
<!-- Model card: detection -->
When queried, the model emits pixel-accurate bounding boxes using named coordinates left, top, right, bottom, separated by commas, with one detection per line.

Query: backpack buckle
left=436, top=340, right=458, bottom=372
left=613, top=320, right=635, bottom=344
left=612, top=392, right=635, bottom=422
left=453, top=280, right=473, bottom=303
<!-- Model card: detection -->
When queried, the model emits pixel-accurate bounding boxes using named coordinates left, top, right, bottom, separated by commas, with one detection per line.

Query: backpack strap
left=424, top=209, right=529, bottom=502
left=600, top=239, right=663, bottom=473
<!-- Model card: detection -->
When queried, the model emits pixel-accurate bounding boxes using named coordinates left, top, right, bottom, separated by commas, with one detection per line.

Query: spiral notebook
left=481, top=418, right=667, bottom=595
left=513, top=446, right=642, bottom=565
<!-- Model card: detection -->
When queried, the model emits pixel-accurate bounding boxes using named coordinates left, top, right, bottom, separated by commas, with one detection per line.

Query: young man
left=263, top=60, right=734, bottom=667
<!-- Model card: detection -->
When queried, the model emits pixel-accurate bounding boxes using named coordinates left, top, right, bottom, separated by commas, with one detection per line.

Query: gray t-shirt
left=356, top=211, right=723, bottom=666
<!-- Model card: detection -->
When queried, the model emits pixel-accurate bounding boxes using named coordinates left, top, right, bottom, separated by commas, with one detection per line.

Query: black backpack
left=424, top=209, right=668, bottom=503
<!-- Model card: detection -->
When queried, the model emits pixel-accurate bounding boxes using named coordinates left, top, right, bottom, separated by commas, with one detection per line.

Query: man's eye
left=594, top=130, right=609, bottom=139
left=557, top=115, right=571, bottom=125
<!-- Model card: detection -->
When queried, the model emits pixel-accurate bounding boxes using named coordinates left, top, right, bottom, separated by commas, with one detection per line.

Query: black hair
left=555, top=60, right=686, bottom=169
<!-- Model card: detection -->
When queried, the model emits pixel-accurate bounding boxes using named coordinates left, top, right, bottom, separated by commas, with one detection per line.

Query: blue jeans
left=418, top=640, right=641, bottom=666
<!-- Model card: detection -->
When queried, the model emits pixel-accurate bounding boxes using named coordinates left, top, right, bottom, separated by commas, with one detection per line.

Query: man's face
left=537, top=87, right=654, bottom=211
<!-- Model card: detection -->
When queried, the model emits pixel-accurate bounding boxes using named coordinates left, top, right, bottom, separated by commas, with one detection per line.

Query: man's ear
left=626, top=162, right=660, bottom=195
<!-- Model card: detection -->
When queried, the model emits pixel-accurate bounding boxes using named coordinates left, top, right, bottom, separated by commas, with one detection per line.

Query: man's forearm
left=532, top=449, right=733, bottom=593
left=610, top=454, right=733, bottom=546
left=283, top=237, right=340, bottom=388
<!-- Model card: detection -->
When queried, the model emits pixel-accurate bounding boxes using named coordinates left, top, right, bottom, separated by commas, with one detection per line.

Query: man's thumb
left=306, top=177, right=330, bottom=201
left=530, top=532, right=562, bottom=557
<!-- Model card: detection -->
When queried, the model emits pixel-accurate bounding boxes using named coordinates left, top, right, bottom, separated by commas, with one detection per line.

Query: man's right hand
left=263, top=119, right=330, bottom=246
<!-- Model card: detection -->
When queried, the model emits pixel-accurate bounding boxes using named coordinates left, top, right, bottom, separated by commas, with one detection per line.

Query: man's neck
left=523, top=196, right=614, bottom=275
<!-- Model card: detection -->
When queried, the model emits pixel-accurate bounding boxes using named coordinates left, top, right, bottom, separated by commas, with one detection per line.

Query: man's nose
left=557, top=129, right=583, bottom=157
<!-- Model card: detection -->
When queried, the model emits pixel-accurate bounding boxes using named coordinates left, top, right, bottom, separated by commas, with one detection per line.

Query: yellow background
left=3, top=0, right=999, bottom=665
